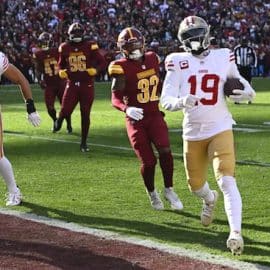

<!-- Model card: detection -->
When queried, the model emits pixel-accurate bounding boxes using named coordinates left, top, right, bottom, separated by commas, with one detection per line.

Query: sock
left=159, top=151, right=173, bottom=188
left=0, top=157, right=18, bottom=193
left=141, top=165, right=155, bottom=192
left=218, top=176, right=242, bottom=233
left=193, top=182, right=214, bottom=203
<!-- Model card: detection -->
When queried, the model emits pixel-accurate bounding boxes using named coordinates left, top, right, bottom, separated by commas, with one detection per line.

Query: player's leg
left=78, top=83, right=94, bottom=152
left=0, top=114, right=21, bottom=206
left=126, top=118, right=163, bottom=210
left=44, top=86, right=57, bottom=131
left=209, top=130, right=243, bottom=255
left=183, top=138, right=218, bottom=226
left=58, top=80, right=72, bottom=133
left=150, top=113, right=183, bottom=210
left=55, top=83, right=78, bottom=132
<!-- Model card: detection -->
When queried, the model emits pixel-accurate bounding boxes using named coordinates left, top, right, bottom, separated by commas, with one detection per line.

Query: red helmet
left=68, top=22, right=85, bottom=43
left=38, top=32, right=53, bottom=50
left=117, top=27, right=145, bottom=60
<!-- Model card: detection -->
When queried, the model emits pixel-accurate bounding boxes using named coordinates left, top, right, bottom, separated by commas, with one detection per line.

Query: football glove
left=87, top=68, right=97, bottom=76
left=126, top=107, right=144, bottom=121
left=59, top=69, right=68, bottom=79
left=28, top=112, right=41, bottom=127
left=229, top=89, right=254, bottom=102
left=178, top=94, right=200, bottom=109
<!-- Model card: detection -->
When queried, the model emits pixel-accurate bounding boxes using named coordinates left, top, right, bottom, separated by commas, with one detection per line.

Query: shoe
left=54, top=118, right=63, bottom=132
left=5, top=187, right=22, bottom=206
left=80, top=143, right=89, bottom=152
left=52, top=120, right=57, bottom=133
left=227, top=231, right=244, bottom=255
left=164, top=187, right=183, bottom=210
left=234, top=102, right=240, bottom=105
left=67, top=126, right=73, bottom=134
left=201, top=190, right=219, bottom=226
left=148, top=190, right=164, bottom=210
left=247, top=101, right=252, bottom=104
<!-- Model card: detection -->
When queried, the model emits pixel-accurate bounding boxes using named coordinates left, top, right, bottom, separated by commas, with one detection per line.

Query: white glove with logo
left=178, top=94, right=201, bottom=109
left=126, top=107, right=144, bottom=121
left=229, top=89, right=254, bottom=102
left=28, top=112, right=41, bottom=127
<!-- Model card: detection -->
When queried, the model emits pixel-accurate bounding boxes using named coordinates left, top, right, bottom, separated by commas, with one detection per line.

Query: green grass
left=0, top=78, right=270, bottom=266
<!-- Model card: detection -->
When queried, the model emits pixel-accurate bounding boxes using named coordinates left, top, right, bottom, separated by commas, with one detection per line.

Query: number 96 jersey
left=161, top=48, right=243, bottom=141
left=108, top=51, right=161, bottom=115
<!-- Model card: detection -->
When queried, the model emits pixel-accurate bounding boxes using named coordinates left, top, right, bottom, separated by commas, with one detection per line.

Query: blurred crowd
left=1, top=0, right=270, bottom=83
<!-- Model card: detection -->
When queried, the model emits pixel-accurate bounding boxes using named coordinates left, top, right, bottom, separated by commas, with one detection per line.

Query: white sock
left=218, top=176, right=242, bottom=233
left=193, top=182, right=214, bottom=203
left=0, top=156, right=18, bottom=193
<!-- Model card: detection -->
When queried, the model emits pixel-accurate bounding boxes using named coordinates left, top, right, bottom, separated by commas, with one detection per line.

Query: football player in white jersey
left=0, top=52, right=41, bottom=206
left=160, top=16, right=255, bottom=255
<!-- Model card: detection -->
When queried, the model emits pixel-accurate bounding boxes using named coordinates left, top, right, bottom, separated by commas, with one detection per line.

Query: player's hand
left=59, top=69, right=68, bottom=79
left=229, top=89, right=254, bottom=102
left=39, top=80, right=46, bottom=89
left=179, top=94, right=200, bottom=109
left=87, top=68, right=97, bottom=76
left=126, top=107, right=144, bottom=121
left=28, top=112, right=41, bottom=127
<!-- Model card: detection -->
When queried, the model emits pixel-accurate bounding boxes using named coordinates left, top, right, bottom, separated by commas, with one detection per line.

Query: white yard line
left=0, top=208, right=268, bottom=270
left=4, top=132, right=270, bottom=167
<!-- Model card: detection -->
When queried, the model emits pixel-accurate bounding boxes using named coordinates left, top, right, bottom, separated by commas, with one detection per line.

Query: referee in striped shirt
left=234, top=37, right=257, bottom=103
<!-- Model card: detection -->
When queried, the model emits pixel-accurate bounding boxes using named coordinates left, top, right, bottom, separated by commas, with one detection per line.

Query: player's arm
left=227, top=53, right=256, bottom=101
left=160, top=55, right=199, bottom=111
left=32, top=55, right=46, bottom=89
left=111, top=74, right=127, bottom=112
left=87, top=44, right=107, bottom=76
left=3, top=64, right=41, bottom=126
left=58, top=44, right=68, bottom=79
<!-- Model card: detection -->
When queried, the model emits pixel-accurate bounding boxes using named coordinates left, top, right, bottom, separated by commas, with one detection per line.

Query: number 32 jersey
left=161, top=48, right=245, bottom=141
left=108, top=51, right=161, bottom=115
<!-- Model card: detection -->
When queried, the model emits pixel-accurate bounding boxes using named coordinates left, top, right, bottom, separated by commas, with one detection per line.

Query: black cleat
left=80, top=144, right=89, bottom=152
left=67, top=126, right=73, bottom=134
left=54, top=118, right=63, bottom=132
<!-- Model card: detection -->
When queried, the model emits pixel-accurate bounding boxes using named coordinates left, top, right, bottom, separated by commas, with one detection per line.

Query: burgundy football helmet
left=38, top=32, right=53, bottom=50
left=68, top=22, right=85, bottom=43
left=117, top=27, right=145, bottom=60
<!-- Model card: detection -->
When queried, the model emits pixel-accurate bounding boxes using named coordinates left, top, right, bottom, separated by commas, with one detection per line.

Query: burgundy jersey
left=108, top=51, right=161, bottom=115
left=33, top=48, right=60, bottom=86
left=58, top=40, right=106, bottom=82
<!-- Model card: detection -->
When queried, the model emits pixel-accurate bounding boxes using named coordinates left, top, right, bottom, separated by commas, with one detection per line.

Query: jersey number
left=44, top=59, right=59, bottom=76
left=137, top=75, right=159, bottom=103
left=69, top=55, right=86, bottom=72
left=188, top=74, right=219, bottom=105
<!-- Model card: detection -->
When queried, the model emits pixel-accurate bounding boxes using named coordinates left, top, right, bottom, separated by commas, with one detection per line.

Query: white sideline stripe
left=0, top=209, right=268, bottom=270
left=5, top=132, right=270, bottom=167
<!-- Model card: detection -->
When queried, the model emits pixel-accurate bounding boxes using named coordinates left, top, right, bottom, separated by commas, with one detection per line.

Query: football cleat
left=227, top=231, right=244, bottom=255
left=164, top=187, right=183, bottom=210
left=67, top=125, right=73, bottom=134
left=80, top=143, right=89, bottom=152
left=54, top=118, right=63, bottom=132
left=201, top=190, right=219, bottom=226
left=6, top=187, right=22, bottom=206
left=148, top=190, right=164, bottom=210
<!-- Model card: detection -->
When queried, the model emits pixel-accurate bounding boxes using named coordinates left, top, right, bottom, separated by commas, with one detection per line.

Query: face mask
left=72, top=37, right=82, bottom=43
left=190, top=41, right=202, bottom=51
left=129, top=49, right=143, bottom=60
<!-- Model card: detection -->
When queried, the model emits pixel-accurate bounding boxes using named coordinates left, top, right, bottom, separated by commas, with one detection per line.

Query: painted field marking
left=0, top=208, right=269, bottom=270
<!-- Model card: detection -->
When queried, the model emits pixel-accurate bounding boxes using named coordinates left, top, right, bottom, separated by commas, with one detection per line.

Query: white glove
left=126, top=107, right=144, bottom=121
left=178, top=94, right=201, bottom=109
left=229, top=89, right=254, bottom=102
left=28, top=112, right=41, bottom=127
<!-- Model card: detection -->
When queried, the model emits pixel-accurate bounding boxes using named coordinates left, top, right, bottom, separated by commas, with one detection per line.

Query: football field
left=0, top=78, right=269, bottom=268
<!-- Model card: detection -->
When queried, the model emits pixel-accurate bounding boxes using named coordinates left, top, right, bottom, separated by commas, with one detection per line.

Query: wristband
left=26, top=99, right=36, bottom=114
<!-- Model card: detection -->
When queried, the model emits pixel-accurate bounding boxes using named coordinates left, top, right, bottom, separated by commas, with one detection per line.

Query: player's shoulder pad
left=108, top=60, right=124, bottom=76
left=164, top=52, right=182, bottom=71
left=58, top=42, right=67, bottom=53
left=90, top=42, right=99, bottom=50
left=145, top=51, right=160, bottom=63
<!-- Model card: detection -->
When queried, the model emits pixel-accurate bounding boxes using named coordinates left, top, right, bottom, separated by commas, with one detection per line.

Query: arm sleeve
left=160, top=54, right=182, bottom=111
left=111, top=90, right=127, bottom=112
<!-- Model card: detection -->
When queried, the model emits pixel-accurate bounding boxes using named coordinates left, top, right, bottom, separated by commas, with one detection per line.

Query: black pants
left=237, top=65, right=252, bottom=83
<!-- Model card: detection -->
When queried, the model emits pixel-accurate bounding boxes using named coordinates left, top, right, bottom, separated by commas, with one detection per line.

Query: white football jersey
left=161, top=48, right=252, bottom=141
left=0, top=52, right=9, bottom=76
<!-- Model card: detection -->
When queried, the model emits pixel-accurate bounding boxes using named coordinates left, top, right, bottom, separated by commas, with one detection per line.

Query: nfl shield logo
left=179, top=60, right=189, bottom=69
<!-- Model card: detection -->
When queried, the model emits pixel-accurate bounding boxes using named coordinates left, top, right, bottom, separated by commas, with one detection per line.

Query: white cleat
left=164, top=187, right=183, bottom=210
left=227, top=231, right=244, bottom=255
left=6, top=187, right=22, bottom=206
left=201, top=190, right=219, bottom=226
left=148, top=190, right=164, bottom=210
